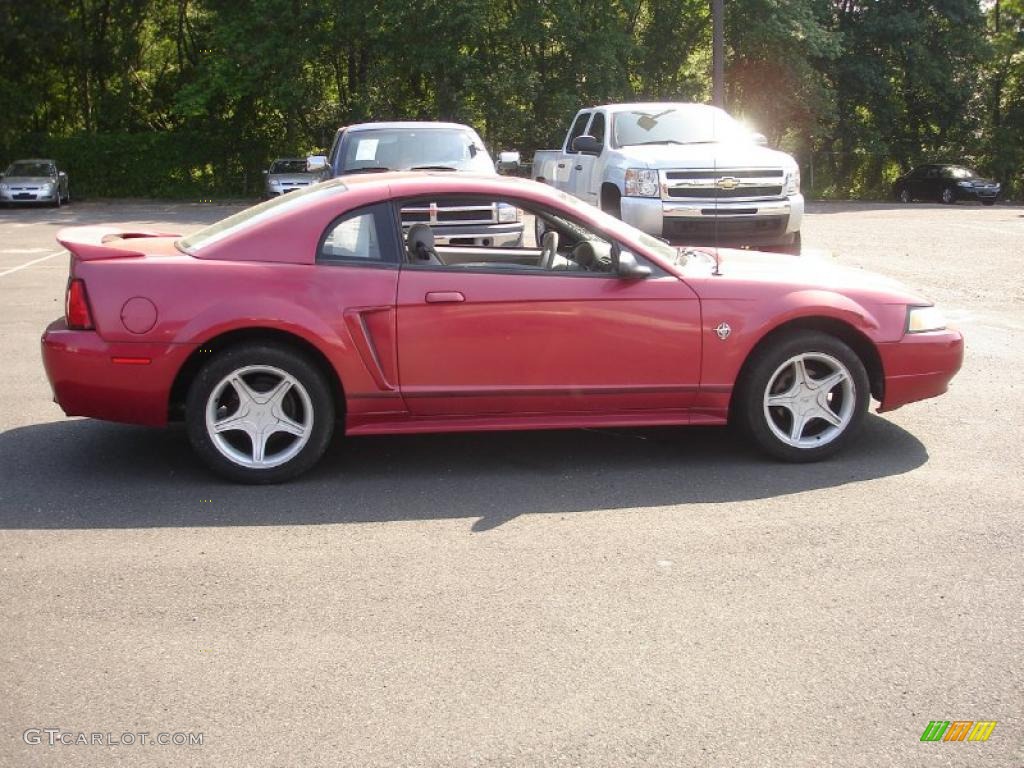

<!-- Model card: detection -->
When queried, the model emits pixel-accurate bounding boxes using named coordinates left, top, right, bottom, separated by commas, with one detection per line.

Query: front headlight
left=41, top=182, right=54, bottom=192
left=497, top=202, right=521, bottom=223
left=907, top=305, right=947, bottom=333
left=784, top=166, right=801, bottom=195
left=624, top=168, right=659, bottom=197
left=0, top=184, right=8, bottom=192
left=956, top=180, right=972, bottom=187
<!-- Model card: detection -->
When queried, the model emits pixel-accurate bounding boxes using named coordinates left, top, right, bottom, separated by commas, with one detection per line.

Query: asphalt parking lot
left=1, top=199, right=1021, bottom=767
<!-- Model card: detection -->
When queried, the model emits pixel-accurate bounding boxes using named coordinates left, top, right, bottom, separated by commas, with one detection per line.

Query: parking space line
left=0, top=250, right=66, bottom=278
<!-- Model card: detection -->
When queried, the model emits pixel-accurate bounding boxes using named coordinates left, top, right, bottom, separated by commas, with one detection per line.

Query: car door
left=571, top=112, right=604, bottom=205
left=394, top=197, right=702, bottom=417
left=554, top=111, right=591, bottom=193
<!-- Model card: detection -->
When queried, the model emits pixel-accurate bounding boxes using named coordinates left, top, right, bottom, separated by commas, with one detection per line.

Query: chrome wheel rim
left=942, top=188, right=954, bottom=203
left=205, top=365, right=313, bottom=469
left=763, top=352, right=855, bottom=449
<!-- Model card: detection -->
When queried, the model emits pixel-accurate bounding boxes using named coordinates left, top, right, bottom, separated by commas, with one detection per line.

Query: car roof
left=346, top=121, right=477, bottom=132
left=585, top=102, right=719, bottom=114
left=11, top=158, right=57, bottom=164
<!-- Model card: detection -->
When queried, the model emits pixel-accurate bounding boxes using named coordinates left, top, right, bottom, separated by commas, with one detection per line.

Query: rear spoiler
left=56, top=226, right=180, bottom=262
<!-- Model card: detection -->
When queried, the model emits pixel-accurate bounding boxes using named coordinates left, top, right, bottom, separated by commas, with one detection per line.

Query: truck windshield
left=613, top=106, right=753, bottom=147
left=340, top=128, right=494, bottom=173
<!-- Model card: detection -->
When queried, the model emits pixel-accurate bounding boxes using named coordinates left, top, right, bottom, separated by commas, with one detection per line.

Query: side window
left=925, top=167, right=939, bottom=179
left=566, top=112, right=591, bottom=153
left=398, top=195, right=661, bottom=278
left=589, top=113, right=606, bottom=147
left=318, top=203, right=398, bottom=265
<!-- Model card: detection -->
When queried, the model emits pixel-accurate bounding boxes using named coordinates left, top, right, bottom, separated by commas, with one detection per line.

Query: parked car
left=893, top=164, right=1001, bottom=205
left=41, top=174, right=962, bottom=483
left=263, top=157, right=318, bottom=197
left=307, top=121, right=523, bottom=246
left=532, top=103, right=803, bottom=253
left=0, top=158, right=70, bottom=207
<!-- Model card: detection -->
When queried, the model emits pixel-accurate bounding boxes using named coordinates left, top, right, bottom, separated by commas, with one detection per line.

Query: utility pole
left=712, top=0, right=724, bottom=108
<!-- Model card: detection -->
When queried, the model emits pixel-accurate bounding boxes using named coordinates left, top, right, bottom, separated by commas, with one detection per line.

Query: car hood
left=267, top=173, right=317, bottom=183
left=682, top=247, right=929, bottom=305
left=613, top=143, right=796, bottom=170
left=2, top=175, right=55, bottom=185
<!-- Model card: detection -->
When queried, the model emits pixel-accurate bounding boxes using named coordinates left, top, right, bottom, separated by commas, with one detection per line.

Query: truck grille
left=400, top=200, right=498, bottom=227
left=662, top=168, right=786, bottom=201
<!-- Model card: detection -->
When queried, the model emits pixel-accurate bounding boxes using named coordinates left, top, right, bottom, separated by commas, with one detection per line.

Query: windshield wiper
left=410, top=165, right=458, bottom=171
left=623, top=140, right=687, bottom=147
left=341, top=166, right=391, bottom=174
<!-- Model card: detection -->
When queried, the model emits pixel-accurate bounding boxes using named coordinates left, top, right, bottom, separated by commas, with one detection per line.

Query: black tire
left=735, top=330, right=870, bottom=462
left=940, top=186, right=956, bottom=205
left=897, top=187, right=911, bottom=204
left=185, top=343, right=336, bottom=483
left=601, top=185, right=622, bottom=218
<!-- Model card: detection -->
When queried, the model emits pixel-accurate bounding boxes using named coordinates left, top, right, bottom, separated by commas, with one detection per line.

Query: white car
left=532, top=103, right=803, bottom=253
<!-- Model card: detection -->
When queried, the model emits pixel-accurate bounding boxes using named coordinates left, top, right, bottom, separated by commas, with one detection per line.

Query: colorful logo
left=920, top=720, right=997, bottom=742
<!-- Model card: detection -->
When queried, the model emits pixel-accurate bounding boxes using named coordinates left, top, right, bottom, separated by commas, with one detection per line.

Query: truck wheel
left=736, top=330, right=869, bottom=462
left=601, top=185, right=622, bottom=218
left=186, top=343, right=335, bottom=483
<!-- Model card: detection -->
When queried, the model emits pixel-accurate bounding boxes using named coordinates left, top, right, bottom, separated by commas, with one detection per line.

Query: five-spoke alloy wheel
left=737, top=331, right=870, bottom=462
left=186, top=344, right=335, bottom=483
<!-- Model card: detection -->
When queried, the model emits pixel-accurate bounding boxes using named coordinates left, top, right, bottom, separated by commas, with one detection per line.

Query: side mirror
left=496, top=151, right=521, bottom=172
left=615, top=249, right=652, bottom=279
left=571, top=135, right=603, bottom=155
left=750, top=132, right=768, bottom=146
left=306, top=155, right=328, bottom=173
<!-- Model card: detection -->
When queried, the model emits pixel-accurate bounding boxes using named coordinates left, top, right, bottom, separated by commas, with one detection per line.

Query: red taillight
left=65, top=278, right=94, bottom=330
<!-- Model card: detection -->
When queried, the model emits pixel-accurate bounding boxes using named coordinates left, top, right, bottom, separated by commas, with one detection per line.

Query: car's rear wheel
left=898, top=187, right=911, bottom=203
left=186, top=344, right=335, bottom=483
left=941, top=187, right=956, bottom=205
left=736, top=331, right=869, bottom=462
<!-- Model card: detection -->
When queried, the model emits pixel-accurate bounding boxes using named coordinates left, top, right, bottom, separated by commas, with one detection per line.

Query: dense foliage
left=1, top=0, right=1020, bottom=199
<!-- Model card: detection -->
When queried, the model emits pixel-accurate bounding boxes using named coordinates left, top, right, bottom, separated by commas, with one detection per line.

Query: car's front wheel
left=186, top=344, right=335, bottom=483
left=736, top=331, right=870, bottom=462
left=941, top=187, right=956, bottom=204
left=897, top=187, right=911, bottom=203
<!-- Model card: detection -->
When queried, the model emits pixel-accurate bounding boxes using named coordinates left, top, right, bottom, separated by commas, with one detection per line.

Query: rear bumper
left=41, top=319, right=189, bottom=426
left=877, top=329, right=964, bottom=413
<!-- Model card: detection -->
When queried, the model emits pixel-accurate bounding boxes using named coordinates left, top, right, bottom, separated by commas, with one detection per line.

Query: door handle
left=574, top=164, right=583, bottom=171
left=556, top=163, right=566, bottom=169
left=425, top=291, right=465, bottom=304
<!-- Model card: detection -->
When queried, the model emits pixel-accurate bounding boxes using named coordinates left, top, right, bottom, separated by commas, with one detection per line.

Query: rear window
left=177, top=180, right=346, bottom=253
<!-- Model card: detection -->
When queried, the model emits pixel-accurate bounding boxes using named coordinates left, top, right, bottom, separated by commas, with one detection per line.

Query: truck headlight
left=906, top=305, right=946, bottom=333
left=624, top=169, right=659, bottom=197
left=497, top=202, right=521, bottom=223
left=784, top=167, right=801, bottom=195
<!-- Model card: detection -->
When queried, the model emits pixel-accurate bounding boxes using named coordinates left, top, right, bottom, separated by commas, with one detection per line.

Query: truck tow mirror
left=497, top=151, right=521, bottom=172
left=571, top=135, right=602, bottom=156
left=306, top=155, right=328, bottom=172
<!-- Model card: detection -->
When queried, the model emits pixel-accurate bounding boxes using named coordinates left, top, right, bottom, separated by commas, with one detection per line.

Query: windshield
left=613, top=106, right=753, bottom=147
left=177, top=179, right=347, bottom=253
left=270, top=159, right=309, bottom=174
left=340, top=128, right=495, bottom=173
left=6, top=161, right=54, bottom=177
left=943, top=166, right=977, bottom=179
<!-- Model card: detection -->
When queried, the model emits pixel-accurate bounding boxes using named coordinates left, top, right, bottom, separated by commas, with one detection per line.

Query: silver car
left=0, top=159, right=70, bottom=207
left=263, top=158, right=318, bottom=198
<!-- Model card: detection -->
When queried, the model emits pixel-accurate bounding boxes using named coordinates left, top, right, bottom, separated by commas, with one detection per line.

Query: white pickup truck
left=532, top=102, right=803, bottom=253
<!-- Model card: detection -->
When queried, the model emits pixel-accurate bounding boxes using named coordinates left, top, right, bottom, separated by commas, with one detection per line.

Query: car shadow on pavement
left=0, top=414, right=927, bottom=531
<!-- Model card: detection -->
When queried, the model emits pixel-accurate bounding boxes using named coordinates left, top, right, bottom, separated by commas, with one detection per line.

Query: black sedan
left=893, top=164, right=1000, bottom=205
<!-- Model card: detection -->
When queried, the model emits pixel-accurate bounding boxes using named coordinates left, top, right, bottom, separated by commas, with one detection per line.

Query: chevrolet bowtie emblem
left=716, top=176, right=740, bottom=190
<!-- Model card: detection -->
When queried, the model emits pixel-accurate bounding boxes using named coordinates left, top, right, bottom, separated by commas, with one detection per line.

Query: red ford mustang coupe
left=41, top=174, right=963, bottom=483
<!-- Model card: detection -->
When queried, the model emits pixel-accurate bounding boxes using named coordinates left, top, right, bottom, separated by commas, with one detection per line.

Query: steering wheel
left=539, top=230, right=560, bottom=270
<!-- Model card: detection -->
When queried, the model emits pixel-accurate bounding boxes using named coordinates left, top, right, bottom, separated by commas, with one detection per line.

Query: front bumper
left=877, top=328, right=964, bottom=413
left=41, top=319, right=190, bottom=426
left=956, top=186, right=1000, bottom=202
left=1, top=188, right=59, bottom=203
left=621, top=194, right=803, bottom=247
left=414, top=222, right=524, bottom=247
